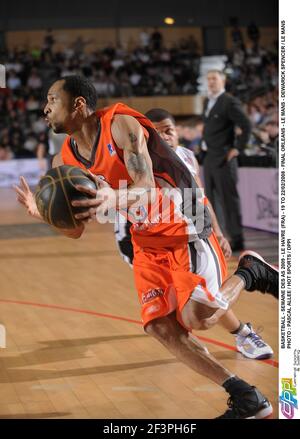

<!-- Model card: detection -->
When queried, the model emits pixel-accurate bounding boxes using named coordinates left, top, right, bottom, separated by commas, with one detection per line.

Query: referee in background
left=202, top=70, right=251, bottom=252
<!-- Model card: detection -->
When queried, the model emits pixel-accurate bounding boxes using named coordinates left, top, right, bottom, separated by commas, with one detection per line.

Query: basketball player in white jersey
left=114, top=108, right=273, bottom=360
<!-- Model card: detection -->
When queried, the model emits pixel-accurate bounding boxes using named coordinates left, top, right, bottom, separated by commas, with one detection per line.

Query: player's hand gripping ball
left=35, top=165, right=97, bottom=229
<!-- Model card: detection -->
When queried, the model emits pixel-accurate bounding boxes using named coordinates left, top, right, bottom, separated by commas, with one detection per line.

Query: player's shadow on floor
left=0, top=334, right=149, bottom=368
left=0, top=333, right=178, bottom=383
left=0, top=358, right=178, bottom=384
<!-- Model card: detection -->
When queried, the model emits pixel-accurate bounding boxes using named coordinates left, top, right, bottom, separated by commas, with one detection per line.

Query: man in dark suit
left=202, top=70, right=251, bottom=251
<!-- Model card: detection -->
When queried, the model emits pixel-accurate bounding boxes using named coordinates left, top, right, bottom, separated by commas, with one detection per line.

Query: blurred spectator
left=248, top=103, right=263, bottom=126
left=7, top=70, right=21, bottom=90
left=36, top=132, right=49, bottom=158
left=0, top=144, right=14, bottom=160
left=1, top=37, right=200, bottom=157
left=231, top=25, right=244, bottom=48
left=0, top=28, right=277, bottom=166
left=27, top=69, right=43, bottom=90
left=247, top=21, right=260, bottom=44
left=26, top=95, right=40, bottom=112
left=254, top=121, right=278, bottom=151
left=24, top=132, right=38, bottom=153
left=186, top=35, right=200, bottom=51
left=32, top=115, right=47, bottom=134
left=43, top=29, right=55, bottom=54
left=224, top=26, right=278, bottom=166
left=139, top=29, right=150, bottom=48
left=178, top=122, right=195, bottom=149
left=72, top=36, right=93, bottom=56
left=178, top=117, right=204, bottom=155
left=150, top=28, right=163, bottom=51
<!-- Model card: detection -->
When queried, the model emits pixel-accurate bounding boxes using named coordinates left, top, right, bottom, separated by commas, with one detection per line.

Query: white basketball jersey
left=175, top=146, right=197, bottom=177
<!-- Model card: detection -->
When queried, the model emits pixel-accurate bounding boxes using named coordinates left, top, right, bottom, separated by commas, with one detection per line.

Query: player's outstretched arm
left=13, top=154, right=84, bottom=239
left=14, top=153, right=64, bottom=219
left=14, top=176, right=42, bottom=220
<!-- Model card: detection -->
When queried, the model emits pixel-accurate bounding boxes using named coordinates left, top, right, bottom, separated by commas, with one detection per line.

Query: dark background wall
left=0, top=0, right=278, bottom=31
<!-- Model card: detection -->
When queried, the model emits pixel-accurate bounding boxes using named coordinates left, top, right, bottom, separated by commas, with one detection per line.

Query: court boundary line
left=0, top=298, right=278, bottom=368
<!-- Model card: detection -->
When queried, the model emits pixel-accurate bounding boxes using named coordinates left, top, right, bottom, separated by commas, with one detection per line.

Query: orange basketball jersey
left=61, top=103, right=212, bottom=247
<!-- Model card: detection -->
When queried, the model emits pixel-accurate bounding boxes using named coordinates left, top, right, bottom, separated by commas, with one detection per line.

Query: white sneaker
left=235, top=323, right=274, bottom=360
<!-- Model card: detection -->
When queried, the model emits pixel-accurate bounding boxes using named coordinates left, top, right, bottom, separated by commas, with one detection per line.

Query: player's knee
left=145, top=318, right=170, bottom=340
left=201, top=310, right=222, bottom=329
left=181, top=301, right=216, bottom=329
left=182, top=309, right=219, bottom=330
left=181, top=310, right=203, bottom=330
left=197, top=318, right=216, bottom=330
left=185, top=314, right=219, bottom=331
left=181, top=304, right=206, bottom=329
left=145, top=316, right=183, bottom=344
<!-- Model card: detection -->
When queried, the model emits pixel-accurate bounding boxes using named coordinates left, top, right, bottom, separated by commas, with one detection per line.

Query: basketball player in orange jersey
left=14, top=76, right=278, bottom=418
left=114, top=107, right=274, bottom=361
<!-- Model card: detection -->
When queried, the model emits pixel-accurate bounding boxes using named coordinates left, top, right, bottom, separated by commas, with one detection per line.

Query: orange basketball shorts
left=132, top=231, right=228, bottom=328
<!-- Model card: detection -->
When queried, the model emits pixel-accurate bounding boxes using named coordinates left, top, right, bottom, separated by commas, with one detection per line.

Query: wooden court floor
left=0, top=189, right=278, bottom=419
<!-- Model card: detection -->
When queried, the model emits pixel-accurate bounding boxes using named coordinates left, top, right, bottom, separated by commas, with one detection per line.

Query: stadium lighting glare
left=164, top=17, right=175, bottom=25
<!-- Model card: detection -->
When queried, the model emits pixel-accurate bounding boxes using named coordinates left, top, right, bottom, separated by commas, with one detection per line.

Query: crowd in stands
left=0, top=25, right=278, bottom=166
left=225, top=21, right=278, bottom=164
